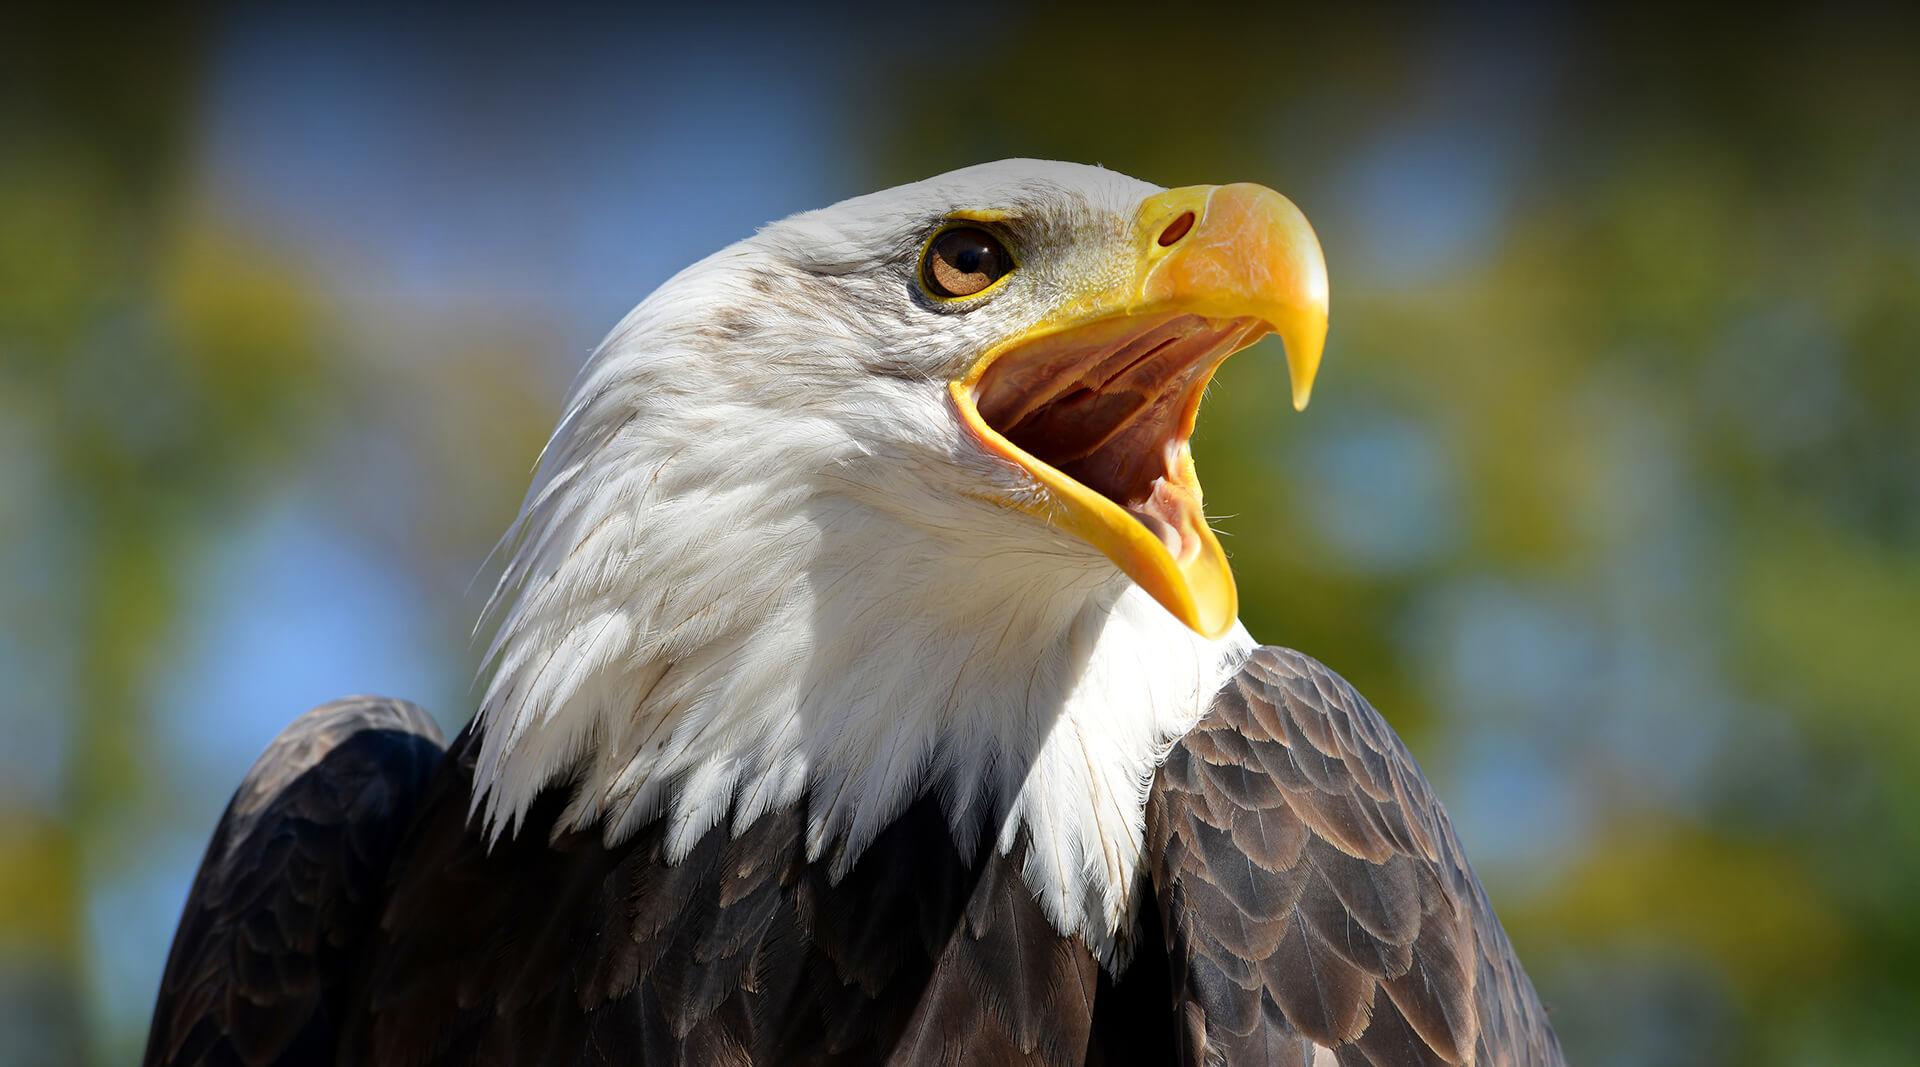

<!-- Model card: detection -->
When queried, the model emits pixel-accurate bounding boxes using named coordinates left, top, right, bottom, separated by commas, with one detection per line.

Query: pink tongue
left=1125, top=478, right=1202, bottom=561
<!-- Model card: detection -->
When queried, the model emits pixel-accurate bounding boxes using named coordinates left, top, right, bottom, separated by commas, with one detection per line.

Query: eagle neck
left=472, top=475, right=1250, bottom=964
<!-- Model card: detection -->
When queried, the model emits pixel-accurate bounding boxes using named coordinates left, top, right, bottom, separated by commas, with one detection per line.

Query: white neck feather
left=473, top=206, right=1250, bottom=965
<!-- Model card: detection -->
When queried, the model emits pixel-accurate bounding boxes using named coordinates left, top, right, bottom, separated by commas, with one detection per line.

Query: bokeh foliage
left=3, top=7, right=1916, bottom=1065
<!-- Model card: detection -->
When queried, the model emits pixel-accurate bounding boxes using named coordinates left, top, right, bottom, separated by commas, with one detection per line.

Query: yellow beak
left=950, top=183, right=1329, bottom=638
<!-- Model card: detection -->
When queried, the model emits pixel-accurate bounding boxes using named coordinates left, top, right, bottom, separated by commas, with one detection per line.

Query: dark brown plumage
left=144, top=697, right=445, bottom=1067
left=1149, top=648, right=1563, bottom=1066
left=146, top=649, right=1563, bottom=1065
left=331, top=727, right=1105, bottom=1066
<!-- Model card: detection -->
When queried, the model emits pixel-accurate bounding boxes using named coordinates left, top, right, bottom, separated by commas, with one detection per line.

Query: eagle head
left=694, top=159, right=1326, bottom=637
left=474, top=159, right=1327, bottom=954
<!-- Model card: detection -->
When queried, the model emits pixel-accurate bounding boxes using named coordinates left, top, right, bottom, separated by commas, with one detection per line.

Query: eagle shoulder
left=1144, top=646, right=1564, bottom=1066
left=144, top=696, right=446, bottom=1067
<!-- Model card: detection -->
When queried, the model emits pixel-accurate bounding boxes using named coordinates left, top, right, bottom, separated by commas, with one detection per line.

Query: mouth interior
left=973, top=313, right=1264, bottom=561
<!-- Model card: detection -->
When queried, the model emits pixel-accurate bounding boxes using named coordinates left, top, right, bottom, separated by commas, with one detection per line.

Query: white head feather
left=473, top=159, right=1253, bottom=964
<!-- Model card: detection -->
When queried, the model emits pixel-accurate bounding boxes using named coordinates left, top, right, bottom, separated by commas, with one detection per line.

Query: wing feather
left=1146, top=647, right=1564, bottom=1066
left=144, top=696, right=445, bottom=1067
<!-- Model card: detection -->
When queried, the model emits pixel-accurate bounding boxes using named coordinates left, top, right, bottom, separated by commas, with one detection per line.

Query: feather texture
left=144, top=697, right=445, bottom=1066
left=339, top=723, right=1111, bottom=1066
left=1146, top=647, right=1565, bottom=1066
left=145, top=653, right=1563, bottom=1066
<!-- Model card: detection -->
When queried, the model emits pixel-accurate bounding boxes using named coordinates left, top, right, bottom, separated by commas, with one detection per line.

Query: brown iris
left=923, top=227, right=1014, bottom=299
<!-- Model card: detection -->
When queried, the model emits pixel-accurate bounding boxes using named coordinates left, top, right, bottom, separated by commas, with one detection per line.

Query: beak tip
left=1283, top=341, right=1322, bottom=413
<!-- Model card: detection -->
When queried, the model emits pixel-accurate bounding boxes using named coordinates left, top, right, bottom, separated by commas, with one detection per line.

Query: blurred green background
left=4, top=7, right=1917, bottom=1064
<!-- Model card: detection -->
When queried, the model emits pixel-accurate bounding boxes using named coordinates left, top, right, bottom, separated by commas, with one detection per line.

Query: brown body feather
left=1149, top=648, right=1563, bottom=1066
left=144, top=697, right=446, bottom=1067
left=147, top=649, right=1562, bottom=1065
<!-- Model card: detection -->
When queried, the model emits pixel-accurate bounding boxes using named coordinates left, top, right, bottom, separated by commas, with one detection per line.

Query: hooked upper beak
left=950, top=183, right=1329, bottom=638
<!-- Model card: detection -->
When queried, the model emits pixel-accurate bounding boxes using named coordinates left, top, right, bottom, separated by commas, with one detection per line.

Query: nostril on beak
left=1157, top=211, right=1196, bottom=247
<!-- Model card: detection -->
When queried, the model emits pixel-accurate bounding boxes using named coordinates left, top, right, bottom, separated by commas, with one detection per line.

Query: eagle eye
left=923, top=227, right=1014, bottom=300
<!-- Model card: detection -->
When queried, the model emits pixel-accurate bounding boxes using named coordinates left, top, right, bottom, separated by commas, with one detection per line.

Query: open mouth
left=970, top=313, right=1266, bottom=561
left=942, top=180, right=1326, bottom=638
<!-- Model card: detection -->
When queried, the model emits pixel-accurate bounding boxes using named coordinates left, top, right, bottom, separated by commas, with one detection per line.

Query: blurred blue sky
left=197, top=11, right=867, bottom=350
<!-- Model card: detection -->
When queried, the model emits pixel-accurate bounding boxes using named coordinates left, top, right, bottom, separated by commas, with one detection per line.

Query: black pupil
left=953, top=243, right=986, bottom=273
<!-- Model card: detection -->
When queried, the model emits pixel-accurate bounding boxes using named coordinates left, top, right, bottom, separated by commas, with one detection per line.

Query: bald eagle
left=147, top=161, right=1564, bottom=1066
